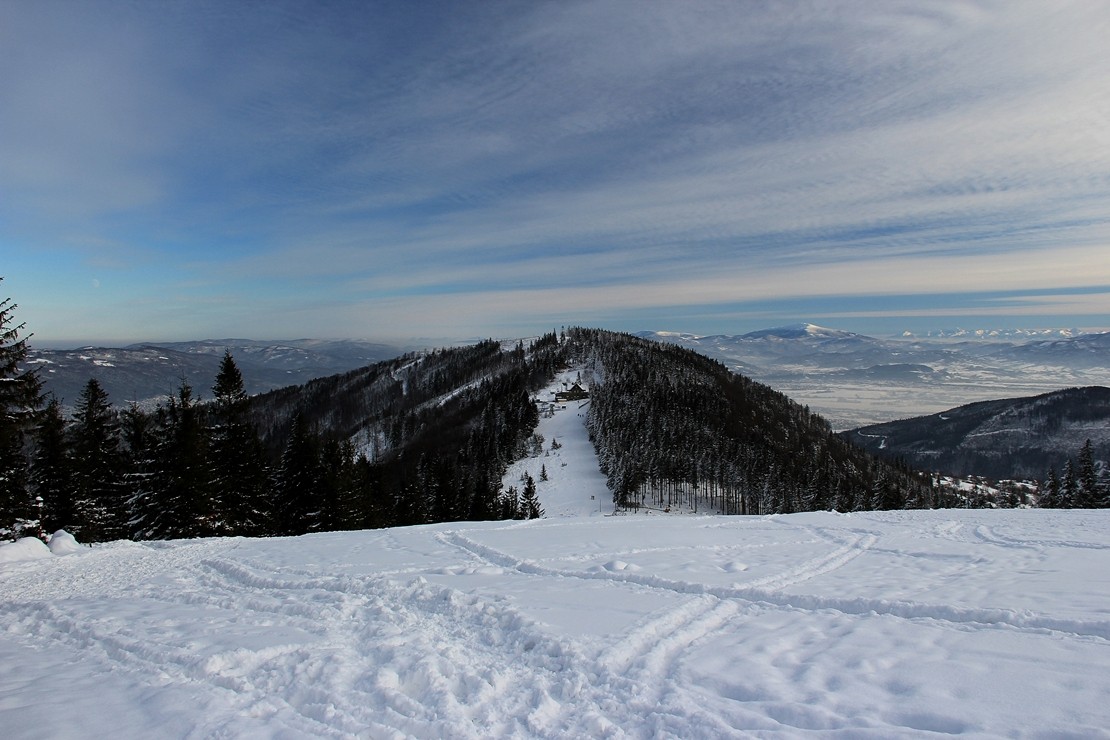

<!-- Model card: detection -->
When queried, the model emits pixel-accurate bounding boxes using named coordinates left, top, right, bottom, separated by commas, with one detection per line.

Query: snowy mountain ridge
left=846, top=385, right=1110, bottom=481
left=901, top=326, right=1089, bottom=340
left=27, top=338, right=404, bottom=410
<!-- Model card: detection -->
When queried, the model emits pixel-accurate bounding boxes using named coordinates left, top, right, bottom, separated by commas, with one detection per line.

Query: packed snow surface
left=3, top=510, right=1109, bottom=738
left=4, top=381, right=1110, bottom=737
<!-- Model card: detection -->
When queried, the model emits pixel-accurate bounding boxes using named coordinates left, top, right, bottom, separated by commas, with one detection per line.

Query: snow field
left=3, top=374, right=1110, bottom=737
left=500, top=369, right=610, bottom=518
left=4, top=509, right=1110, bottom=738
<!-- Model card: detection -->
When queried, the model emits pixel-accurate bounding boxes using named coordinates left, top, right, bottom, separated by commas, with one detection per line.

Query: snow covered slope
left=4, top=507, right=1110, bottom=738
left=500, top=369, right=610, bottom=517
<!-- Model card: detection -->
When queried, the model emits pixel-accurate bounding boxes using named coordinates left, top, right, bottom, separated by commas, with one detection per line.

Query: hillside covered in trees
left=3, top=332, right=563, bottom=542
left=572, top=328, right=934, bottom=515
left=846, top=386, right=1110, bottom=482
left=5, top=304, right=957, bottom=542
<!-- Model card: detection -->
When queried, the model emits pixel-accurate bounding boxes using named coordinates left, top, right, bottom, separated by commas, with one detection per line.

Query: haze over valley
left=31, top=323, right=1110, bottom=432
left=641, top=324, right=1110, bottom=430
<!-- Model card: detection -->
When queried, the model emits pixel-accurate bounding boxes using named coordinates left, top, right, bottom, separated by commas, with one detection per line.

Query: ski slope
left=3, top=381, right=1110, bottom=737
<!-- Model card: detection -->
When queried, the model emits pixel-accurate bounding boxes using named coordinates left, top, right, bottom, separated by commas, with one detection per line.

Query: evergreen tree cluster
left=0, top=282, right=43, bottom=539
left=5, top=330, right=565, bottom=542
left=3, top=278, right=976, bottom=544
left=1038, top=439, right=1110, bottom=509
left=568, top=328, right=933, bottom=514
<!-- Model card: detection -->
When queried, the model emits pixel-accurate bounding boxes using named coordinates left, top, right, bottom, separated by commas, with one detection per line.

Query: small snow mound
left=0, top=536, right=52, bottom=564
left=600, top=559, right=640, bottom=572
left=48, top=530, right=83, bottom=555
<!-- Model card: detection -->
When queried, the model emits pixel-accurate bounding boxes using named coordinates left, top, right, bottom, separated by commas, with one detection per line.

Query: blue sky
left=3, top=0, right=1109, bottom=345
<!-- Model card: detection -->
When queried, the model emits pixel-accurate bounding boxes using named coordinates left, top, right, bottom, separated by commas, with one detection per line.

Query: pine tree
left=501, top=485, right=520, bottom=520
left=834, top=482, right=855, bottom=513
left=275, top=414, right=321, bottom=536
left=70, top=379, right=127, bottom=541
left=1076, top=439, right=1097, bottom=509
left=1097, top=462, right=1110, bottom=509
left=520, top=473, right=543, bottom=519
left=32, top=397, right=73, bottom=534
left=208, top=351, right=270, bottom=535
left=137, top=382, right=213, bottom=540
left=1040, top=467, right=1060, bottom=509
left=120, top=403, right=155, bottom=539
left=0, top=282, right=43, bottom=540
left=1061, top=459, right=1077, bottom=509
left=318, top=437, right=363, bottom=531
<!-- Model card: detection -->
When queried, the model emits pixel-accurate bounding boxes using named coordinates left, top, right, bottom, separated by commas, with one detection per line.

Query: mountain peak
left=741, top=323, right=859, bottom=340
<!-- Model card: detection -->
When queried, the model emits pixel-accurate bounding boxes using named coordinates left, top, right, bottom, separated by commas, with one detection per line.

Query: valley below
left=769, top=364, right=1105, bottom=431
left=641, top=326, right=1110, bottom=430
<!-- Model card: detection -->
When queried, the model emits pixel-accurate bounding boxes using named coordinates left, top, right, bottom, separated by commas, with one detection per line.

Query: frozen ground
left=3, top=378, right=1109, bottom=738
left=5, top=510, right=1109, bottom=739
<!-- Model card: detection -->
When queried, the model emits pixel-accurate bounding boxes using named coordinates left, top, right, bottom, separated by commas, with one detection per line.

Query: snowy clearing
left=3, top=509, right=1109, bottom=738
left=3, top=376, right=1109, bottom=737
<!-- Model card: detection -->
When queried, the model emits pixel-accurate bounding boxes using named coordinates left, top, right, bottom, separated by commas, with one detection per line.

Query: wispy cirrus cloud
left=2, top=0, right=1108, bottom=341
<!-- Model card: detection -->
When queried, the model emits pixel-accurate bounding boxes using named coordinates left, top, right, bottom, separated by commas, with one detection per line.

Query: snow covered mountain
left=641, top=325, right=1110, bottom=429
left=740, top=322, right=866, bottom=341
left=845, top=386, right=1110, bottom=481
left=26, top=338, right=403, bottom=409
left=901, top=327, right=1085, bottom=340
left=234, top=328, right=930, bottom=526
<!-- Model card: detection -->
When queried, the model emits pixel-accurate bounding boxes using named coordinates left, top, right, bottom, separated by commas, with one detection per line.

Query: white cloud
left=4, top=1, right=1110, bottom=341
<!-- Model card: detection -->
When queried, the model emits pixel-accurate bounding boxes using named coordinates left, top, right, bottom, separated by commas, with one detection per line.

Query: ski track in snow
left=4, top=371, right=1110, bottom=737
left=5, top=512, right=1110, bottom=737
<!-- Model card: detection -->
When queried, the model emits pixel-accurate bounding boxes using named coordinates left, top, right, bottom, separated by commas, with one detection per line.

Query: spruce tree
left=208, top=351, right=270, bottom=535
left=120, top=403, right=155, bottom=539
left=32, top=397, right=73, bottom=534
left=139, top=382, right=213, bottom=540
left=501, top=485, right=520, bottom=520
left=1076, top=440, right=1097, bottom=509
left=1040, top=467, right=1060, bottom=509
left=275, top=414, right=321, bottom=536
left=1097, top=462, right=1110, bottom=509
left=1061, top=459, right=1077, bottom=509
left=70, top=379, right=127, bottom=541
left=0, top=283, right=43, bottom=540
left=520, top=473, right=543, bottom=519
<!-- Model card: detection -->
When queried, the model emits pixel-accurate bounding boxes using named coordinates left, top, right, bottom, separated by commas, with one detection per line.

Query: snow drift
left=3, top=509, right=1109, bottom=738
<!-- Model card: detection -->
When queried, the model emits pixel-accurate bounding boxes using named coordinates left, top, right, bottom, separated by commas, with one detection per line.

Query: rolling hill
left=844, top=386, right=1110, bottom=480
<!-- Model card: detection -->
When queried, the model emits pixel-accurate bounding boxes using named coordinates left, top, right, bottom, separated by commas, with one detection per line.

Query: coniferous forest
left=570, top=328, right=936, bottom=514
left=0, top=283, right=1024, bottom=544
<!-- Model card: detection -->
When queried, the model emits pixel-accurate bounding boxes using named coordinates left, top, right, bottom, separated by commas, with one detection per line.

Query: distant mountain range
left=27, top=323, right=1110, bottom=434
left=639, top=324, right=1110, bottom=429
left=843, top=386, right=1110, bottom=481
left=900, top=327, right=1086, bottom=340
left=27, top=339, right=403, bottom=408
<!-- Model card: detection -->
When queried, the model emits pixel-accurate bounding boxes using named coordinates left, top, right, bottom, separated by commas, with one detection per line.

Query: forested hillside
left=4, top=330, right=564, bottom=541
left=846, top=386, right=1110, bottom=482
left=6, top=317, right=953, bottom=543
left=569, top=328, right=934, bottom=515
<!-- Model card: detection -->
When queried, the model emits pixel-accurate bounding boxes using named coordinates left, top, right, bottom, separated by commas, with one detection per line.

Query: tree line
left=1039, top=439, right=1110, bottom=509
left=13, top=275, right=1091, bottom=543
left=2, top=281, right=560, bottom=542
left=567, top=328, right=937, bottom=514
